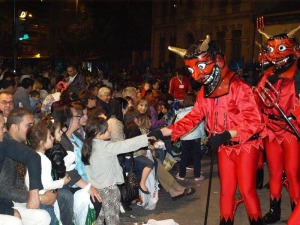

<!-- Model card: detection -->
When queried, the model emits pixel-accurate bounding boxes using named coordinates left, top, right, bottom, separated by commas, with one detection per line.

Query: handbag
left=163, top=152, right=177, bottom=171
left=120, top=155, right=139, bottom=203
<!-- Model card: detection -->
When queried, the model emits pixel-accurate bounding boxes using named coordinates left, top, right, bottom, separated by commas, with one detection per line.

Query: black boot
left=249, top=217, right=264, bottom=225
left=262, top=198, right=281, bottom=224
left=220, top=217, right=234, bottom=225
left=256, top=168, right=264, bottom=189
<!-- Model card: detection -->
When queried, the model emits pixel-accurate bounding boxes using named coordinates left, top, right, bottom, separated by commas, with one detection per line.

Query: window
left=231, top=30, right=242, bottom=63
left=217, top=31, right=226, bottom=53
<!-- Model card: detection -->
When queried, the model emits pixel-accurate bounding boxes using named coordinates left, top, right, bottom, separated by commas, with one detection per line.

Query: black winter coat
left=45, top=143, right=68, bottom=180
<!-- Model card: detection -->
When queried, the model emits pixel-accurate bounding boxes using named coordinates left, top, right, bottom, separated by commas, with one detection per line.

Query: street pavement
left=120, top=153, right=291, bottom=225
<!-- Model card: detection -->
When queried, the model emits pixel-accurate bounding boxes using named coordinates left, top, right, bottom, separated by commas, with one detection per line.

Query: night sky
left=11, top=0, right=153, bottom=59
left=88, top=0, right=152, bottom=51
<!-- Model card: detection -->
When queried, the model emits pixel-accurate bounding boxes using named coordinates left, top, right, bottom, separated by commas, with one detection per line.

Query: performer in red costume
left=148, top=35, right=264, bottom=225
left=255, top=25, right=300, bottom=224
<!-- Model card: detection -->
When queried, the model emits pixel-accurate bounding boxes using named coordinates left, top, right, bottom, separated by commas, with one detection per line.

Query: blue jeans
left=133, top=156, right=154, bottom=182
left=179, top=139, right=202, bottom=178
left=40, top=204, right=56, bottom=225
left=155, top=149, right=165, bottom=163
left=57, top=188, right=74, bottom=225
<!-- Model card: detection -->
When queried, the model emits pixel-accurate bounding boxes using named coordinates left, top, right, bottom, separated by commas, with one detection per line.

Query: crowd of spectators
left=0, top=62, right=202, bottom=225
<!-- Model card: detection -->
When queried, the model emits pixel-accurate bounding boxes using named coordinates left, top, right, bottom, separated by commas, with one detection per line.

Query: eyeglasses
left=0, top=101, right=14, bottom=106
left=73, top=115, right=81, bottom=119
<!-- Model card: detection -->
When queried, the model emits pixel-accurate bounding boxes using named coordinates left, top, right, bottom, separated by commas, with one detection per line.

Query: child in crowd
left=26, top=122, right=71, bottom=225
left=175, top=92, right=207, bottom=181
left=41, top=116, right=76, bottom=181
left=82, top=117, right=153, bottom=225
left=140, top=81, right=151, bottom=97
left=29, top=90, right=41, bottom=114
left=158, top=101, right=173, bottom=126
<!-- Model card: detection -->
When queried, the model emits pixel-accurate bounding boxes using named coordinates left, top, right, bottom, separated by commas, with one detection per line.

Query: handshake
left=146, top=129, right=232, bottom=149
left=147, top=129, right=164, bottom=146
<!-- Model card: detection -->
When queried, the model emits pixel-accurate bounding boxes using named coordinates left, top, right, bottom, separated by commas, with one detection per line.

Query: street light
left=13, top=1, right=31, bottom=72
left=19, top=11, right=27, bottom=19
left=17, top=10, right=30, bottom=41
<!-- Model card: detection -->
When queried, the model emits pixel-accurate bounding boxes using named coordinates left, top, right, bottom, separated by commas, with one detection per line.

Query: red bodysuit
left=169, top=75, right=264, bottom=221
left=254, top=27, right=300, bottom=224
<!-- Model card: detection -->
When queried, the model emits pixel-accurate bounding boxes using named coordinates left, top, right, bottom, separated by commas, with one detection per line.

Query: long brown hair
left=134, top=96, right=150, bottom=131
left=27, top=123, right=49, bottom=150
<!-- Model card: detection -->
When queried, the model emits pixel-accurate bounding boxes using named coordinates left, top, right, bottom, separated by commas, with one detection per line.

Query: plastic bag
left=137, top=150, right=159, bottom=210
left=163, top=152, right=177, bottom=171
left=85, top=205, right=96, bottom=225
left=147, top=219, right=179, bottom=225
left=54, top=201, right=62, bottom=225
left=73, top=184, right=96, bottom=225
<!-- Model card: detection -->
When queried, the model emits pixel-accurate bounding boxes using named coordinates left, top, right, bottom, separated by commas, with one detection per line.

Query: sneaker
left=176, top=173, right=185, bottom=180
left=194, top=175, right=205, bottom=181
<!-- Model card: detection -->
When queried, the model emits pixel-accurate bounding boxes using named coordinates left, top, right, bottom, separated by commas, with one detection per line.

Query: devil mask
left=258, top=25, right=300, bottom=77
left=169, top=35, right=229, bottom=97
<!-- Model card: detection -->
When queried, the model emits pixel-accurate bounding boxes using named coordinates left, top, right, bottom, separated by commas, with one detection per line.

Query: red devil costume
left=155, top=36, right=265, bottom=225
left=255, top=26, right=300, bottom=224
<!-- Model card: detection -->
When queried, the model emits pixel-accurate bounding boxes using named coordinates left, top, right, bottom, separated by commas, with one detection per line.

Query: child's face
left=54, top=126, right=62, bottom=142
left=32, top=95, right=40, bottom=101
left=144, top=83, right=150, bottom=90
left=98, top=129, right=111, bottom=140
left=137, top=100, right=148, bottom=114
left=43, top=130, right=54, bottom=150
left=153, top=82, right=159, bottom=90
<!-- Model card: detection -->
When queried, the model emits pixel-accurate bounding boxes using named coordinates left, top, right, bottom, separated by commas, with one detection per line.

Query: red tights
left=265, top=136, right=300, bottom=203
left=218, top=147, right=262, bottom=221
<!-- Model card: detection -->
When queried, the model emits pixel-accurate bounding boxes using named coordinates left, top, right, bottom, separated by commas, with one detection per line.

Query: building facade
left=151, top=0, right=300, bottom=69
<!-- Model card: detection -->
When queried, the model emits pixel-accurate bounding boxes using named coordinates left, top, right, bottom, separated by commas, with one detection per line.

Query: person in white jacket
left=175, top=92, right=207, bottom=181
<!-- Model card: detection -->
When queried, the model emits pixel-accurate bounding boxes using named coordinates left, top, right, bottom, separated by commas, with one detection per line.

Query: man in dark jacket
left=0, top=109, right=50, bottom=224
left=66, top=64, right=86, bottom=96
